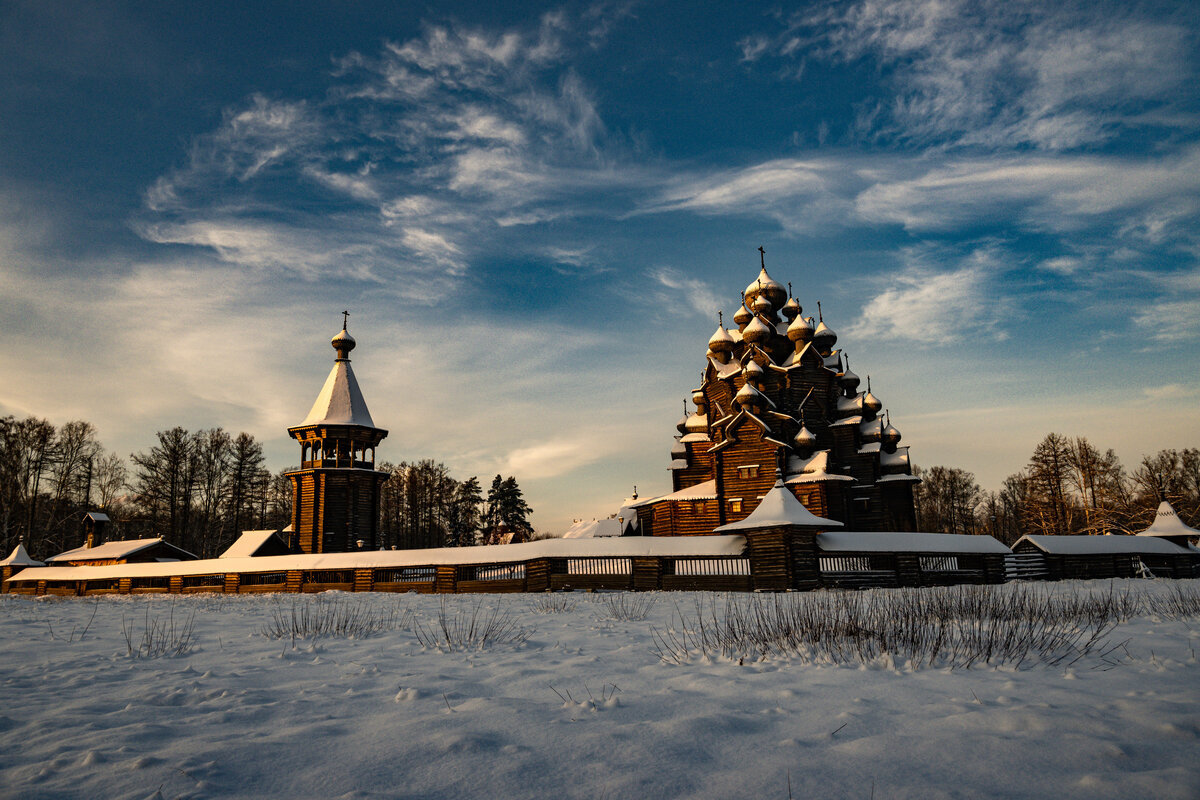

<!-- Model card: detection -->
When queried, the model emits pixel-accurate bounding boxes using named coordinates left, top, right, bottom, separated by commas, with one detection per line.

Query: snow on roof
left=562, top=518, right=624, bottom=539
left=877, top=474, right=921, bottom=483
left=220, top=530, right=287, bottom=558
left=880, top=447, right=910, bottom=469
left=708, top=356, right=741, bottom=380
left=0, top=544, right=43, bottom=567
left=669, top=458, right=689, bottom=470
left=6, top=535, right=750, bottom=584
left=680, top=432, right=711, bottom=443
left=714, top=479, right=843, bottom=532
left=627, top=480, right=718, bottom=507
left=858, top=442, right=881, bottom=454
left=831, top=415, right=862, bottom=427
left=836, top=394, right=862, bottom=413
left=45, top=538, right=175, bottom=563
left=1015, top=534, right=1190, bottom=556
left=785, top=450, right=853, bottom=484
left=1136, top=501, right=1200, bottom=538
left=819, top=531, right=1011, bottom=554
left=300, top=360, right=376, bottom=427
left=85, top=512, right=110, bottom=522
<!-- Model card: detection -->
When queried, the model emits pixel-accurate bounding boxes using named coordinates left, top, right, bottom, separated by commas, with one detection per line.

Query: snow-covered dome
left=685, top=412, right=708, bottom=435
left=787, top=314, right=814, bottom=343
left=733, top=301, right=753, bottom=330
left=862, top=388, right=882, bottom=419
left=332, top=327, right=356, bottom=360
left=812, top=319, right=837, bottom=352
left=742, top=314, right=773, bottom=345
left=793, top=425, right=817, bottom=454
left=882, top=420, right=901, bottom=451
left=735, top=381, right=767, bottom=409
left=692, top=387, right=706, bottom=407
left=708, top=324, right=735, bottom=354
left=676, top=407, right=690, bottom=434
left=781, top=295, right=801, bottom=322
left=752, top=293, right=774, bottom=316
left=744, top=267, right=787, bottom=310
left=840, top=359, right=861, bottom=394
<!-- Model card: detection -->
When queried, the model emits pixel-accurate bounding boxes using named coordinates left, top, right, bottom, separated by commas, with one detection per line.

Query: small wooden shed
left=816, top=531, right=1011, bottom=588
left=46, top=537, right=198, bottom=567
left=0, top=544, right=43, bottom=591
left=1012, top=534, right=1192, bottom=580
left=219, top=530, right=293, bottom=559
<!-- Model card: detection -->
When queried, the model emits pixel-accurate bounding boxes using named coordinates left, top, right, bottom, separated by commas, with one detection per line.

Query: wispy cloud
left=649, top=267, right=722, bottom=317
left=749, top=0, right=1197, bottom=150
left=848, top=246, right=1007, bottom=344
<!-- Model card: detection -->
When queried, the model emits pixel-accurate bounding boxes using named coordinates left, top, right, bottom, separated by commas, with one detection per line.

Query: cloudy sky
left=2, top=0, right=1198, bottom=532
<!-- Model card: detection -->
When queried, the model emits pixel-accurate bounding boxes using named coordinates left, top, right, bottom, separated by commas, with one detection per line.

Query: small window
left=736, top=465, right=760, bottom=479
left=853, top=497, right=871, bottom=514
left=729, top=498, right=743, bottom=513
left=691, top=500, right=707, bottom=514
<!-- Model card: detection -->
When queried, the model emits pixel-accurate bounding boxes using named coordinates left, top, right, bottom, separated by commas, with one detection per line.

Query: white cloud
left=649, top=267, right=722, bottom=318
left=848, top=247, right=1004, bottom=344
left=761, top=0, right=1196, bottom=150
left=1132, top=299, right=1200, bottom=343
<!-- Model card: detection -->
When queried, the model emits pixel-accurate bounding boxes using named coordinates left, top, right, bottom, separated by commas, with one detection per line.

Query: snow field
left=0, top=581, right=1197, bottom=800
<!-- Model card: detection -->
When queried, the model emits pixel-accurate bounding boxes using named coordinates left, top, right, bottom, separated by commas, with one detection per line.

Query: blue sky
left=2, top=0, right=1198, bottom=532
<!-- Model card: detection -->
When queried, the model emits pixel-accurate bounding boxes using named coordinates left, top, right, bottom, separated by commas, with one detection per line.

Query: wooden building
left=45, top=537, right=198, bottom=567
left=1012, top=534, right=1195, bottom=580
left=0, top=544, right=43, bottom=592
left=285, top=321, right=390, bottom=553
left=219, top=530, right=293, bottom=559
left=635, top=253, right=919, bottom=536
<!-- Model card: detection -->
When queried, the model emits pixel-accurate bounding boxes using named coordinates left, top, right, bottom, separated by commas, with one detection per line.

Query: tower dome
left=332, top=327, right=356, bottom=360
left=782, top=294, right=801, bottom=323
left=752, top=292, right=774, bottom=317
left=742, top=358, right=764, bottom=385
left=735, top=381, right=766, bottom=411
left=744, top=265, right=788, bottom=310
left=676, top=400, right=690, bottom=434
left=862, top=379, right=882, bottom=420
left=708, top=319, right=735, bottom=354
left=733, top=299, right=753, bottom=331
left=840, top=356, right=861, bottom=394
left=793, top=425, right=817, bottom=455
left=787, top=314, right=814, bottom=343
left=685, top=412, right=708, bottom=435
left=742, top=314, right=773, bottom=345
left=882, top=416, right=902, bottom=452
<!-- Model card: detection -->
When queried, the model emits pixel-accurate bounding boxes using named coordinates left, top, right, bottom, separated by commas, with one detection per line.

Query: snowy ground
left=1, top=581, right=1198, bottom=800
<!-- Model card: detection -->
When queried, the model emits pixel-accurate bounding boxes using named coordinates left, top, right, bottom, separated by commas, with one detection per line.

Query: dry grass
left=649, top=583, right=1172, bottom=669
left=259, top=597, right=410, bottom=641
left=413, top=597, right=533, bottom=651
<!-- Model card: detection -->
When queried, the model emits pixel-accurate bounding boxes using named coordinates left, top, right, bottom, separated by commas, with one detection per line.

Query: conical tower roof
left=714, top=478, right=843, bottom=532
left=299, top=323, right=377, bottom=427
left=0, top=543, right=43, bottom=567
left=1137, top=501, right=1200, bottom=538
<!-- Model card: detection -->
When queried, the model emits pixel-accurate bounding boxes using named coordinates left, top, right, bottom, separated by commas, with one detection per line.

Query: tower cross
left=342, top=310, right=350, bottom=330
left=758, top=245, right=765, bottom=269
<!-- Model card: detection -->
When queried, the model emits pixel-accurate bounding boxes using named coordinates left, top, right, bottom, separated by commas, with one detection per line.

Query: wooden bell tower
left=285, top=317, right=389, bottom=553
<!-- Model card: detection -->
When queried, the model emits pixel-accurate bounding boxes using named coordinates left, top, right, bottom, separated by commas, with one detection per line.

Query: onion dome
left=882, top=421, right=901, bottom=452
left=781, top=296, right=801, bottom=323
left=840, top=356, right=861, bottom=394
left=742, top=358, right=764, bottom=385
left=793, top=425, right=817, bottom=455
left=742, top=314, right=773, bottom=345
left=332, top=326, right=357, bottom=360
left=708, top=322, right=735, bottom=354
left=744, top=267, right=788, bottom=309
left=862, top=380, right=882, bottom=420
left=671, top=439, right=687, bottom=458
left=752, top=292, right=774, bottom=317
left=685, top=412, right=708, bottom=435
left=787, top=314, right=814, bottom=343
left=812, top=319, right=836, bottom=353
left=692, top=387, right=706, bottom=407
left=733, top=299, right=753, bottom=331
left=735, top=381, right=766, bottom=410
left=676, top=400, right=690, bottom=434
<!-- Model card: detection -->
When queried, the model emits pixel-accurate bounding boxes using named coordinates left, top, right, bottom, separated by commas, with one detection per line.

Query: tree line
left=0, top=415, right=533, bottom=560
left=914, top=433, right=1200, bottom=545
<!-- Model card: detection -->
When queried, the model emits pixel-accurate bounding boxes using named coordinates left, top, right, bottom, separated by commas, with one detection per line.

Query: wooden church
left=631, top=251, right=920, bottom=535
left=285, top=317, right=390, bottom=553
